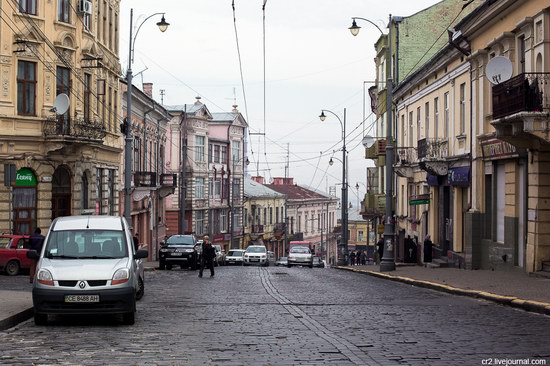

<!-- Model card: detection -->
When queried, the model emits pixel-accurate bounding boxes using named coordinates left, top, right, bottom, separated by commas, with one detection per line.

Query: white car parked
left=225, top=249, right=245, bottom=265
left=28, top=215, right=148, bottom=325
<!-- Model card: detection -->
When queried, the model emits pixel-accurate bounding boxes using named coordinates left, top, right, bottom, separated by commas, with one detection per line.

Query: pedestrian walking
left=199, top=235, right=216, bottom=277
left=29, top=228, right=45, bottom=283
left=360, top=250, right=366, bottom=265
left=133, top=233, right=139, bottom=252
left=350, top=251, right=356, bottom=266
left=423, top=234, right=433, bottom=263
left=376, top=236, right=384, bottom=264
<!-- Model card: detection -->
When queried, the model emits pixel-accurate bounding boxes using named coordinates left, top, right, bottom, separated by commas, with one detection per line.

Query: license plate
left=250, top=258, right=259, bottom=262
left=171, top=252, right=182, bottom=256
left=65, top=295, right=99, bottom=303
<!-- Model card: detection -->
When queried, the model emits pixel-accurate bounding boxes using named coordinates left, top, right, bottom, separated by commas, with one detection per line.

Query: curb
left=336, top=266, right=550, bottom=316
left=0, top=307, right=33, bottom=331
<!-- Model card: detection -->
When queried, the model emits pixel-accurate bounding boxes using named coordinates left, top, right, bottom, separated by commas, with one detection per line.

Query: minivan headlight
left=37, top=269, right=54, bottom=286
left=112, top=268, right=129, bottom=285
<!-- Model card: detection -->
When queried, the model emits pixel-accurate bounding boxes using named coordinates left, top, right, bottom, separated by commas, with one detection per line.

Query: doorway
left=52, top=165, right=72, bottom=219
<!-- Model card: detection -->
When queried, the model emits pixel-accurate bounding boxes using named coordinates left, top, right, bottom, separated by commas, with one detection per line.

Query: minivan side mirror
left=27, top=249, right=39, bottom=260
left=134, top=249, right=148, bottom=259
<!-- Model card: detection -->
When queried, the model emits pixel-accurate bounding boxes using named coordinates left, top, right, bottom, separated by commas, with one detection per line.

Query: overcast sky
left=120, top=0, right=441, bottom=204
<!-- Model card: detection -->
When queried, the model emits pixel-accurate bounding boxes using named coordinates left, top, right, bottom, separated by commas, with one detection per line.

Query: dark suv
left=159, top=235, right=198, bottom=270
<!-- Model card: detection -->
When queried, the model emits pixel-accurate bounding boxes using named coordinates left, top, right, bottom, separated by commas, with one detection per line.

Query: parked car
left=287, top=246, right=313, bottom=268
left=212, top=244, right=225, bottom=266
left=225, top=249, right=245, bottom=265
left=0, top=234, right=31, bottom=276
left=275, top=256, right=288, bottom=267
left=312, top=257, right=325, bottom=268
left=29, top=215, right=148, bottom=325
left=159, top=235, right=198, bottom=270
left=243, top=245, right=269, bottom=266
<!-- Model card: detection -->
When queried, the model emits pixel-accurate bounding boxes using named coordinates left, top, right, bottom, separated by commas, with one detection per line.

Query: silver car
left=29, top=216, right=147, bottom=325
left=287, top=246, right=313, bottom=268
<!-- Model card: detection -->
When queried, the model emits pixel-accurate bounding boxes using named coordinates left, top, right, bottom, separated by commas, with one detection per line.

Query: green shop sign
left=409, top=194, right=430, bottom=206
left=15, top=168, right=37, bottom=187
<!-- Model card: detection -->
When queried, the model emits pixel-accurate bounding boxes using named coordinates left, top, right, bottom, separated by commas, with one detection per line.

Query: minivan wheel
left=5, top=260, right=20, bottom=276
left=122, top=311, right=135, bottom=325
left=136, top=277, right=144, bottom=300
left=34, top=313, right=47, bottom=326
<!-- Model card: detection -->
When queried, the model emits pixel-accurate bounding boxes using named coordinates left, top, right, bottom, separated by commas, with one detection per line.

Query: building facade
left=0, top=0, right=122, bottom=234
left=120, top=82, right=173, bottom=260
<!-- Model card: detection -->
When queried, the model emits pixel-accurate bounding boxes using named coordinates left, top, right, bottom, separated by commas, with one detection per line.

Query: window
left=358, top=231, right=364, bottom=241
left=196, top=136, right=205, bottom=162
left=244, top=208, right=248, bottom=226
left=459, top=83, right=466, bottom=135
left=220, top=210, right=227, bottom=232
left=518, top=36, right=526, bottom=74
left=444, top=92, right=450, bottom=138
left=434, top=97, right=439, bottom=138
left=408, top=111, right=413, bottom=147
left=96, top=168, right=103, bottom=214
left=17, top=61, right=36, bottom=115
left=195, top=177, right=205, bottom=199
left=416, top=106, right=421, bottom=140
left=83, top=9, right=92, bottom=31
left=276, top=207, right=279, bottom=223
left=133, top=136, right=141, bottom=171
left=195, top=211, right=205, bottom=236
left=108, top=169, right=115, bottom=215
left=232, top=141, right=240, bottom=163
left=19, top=0, right=37, bottom=15
left=269, top=207, right=273, bottom=225
left=222, top=178, right=229, bottom=200
left=81, top=172, right=89, bottom=209
left=305, top=213, right=308, bottom=233
left=221, top=146, right=227, bottom=165
left=84, top=74, right=91, bottom=121
left=263, top=208, right=267, bottom=225
left=214, top=145, right=220, bottom=163
left=58, top=0, right=70, bottom=23
left=425, top=102, right=430, bottom=139
left=56, top=66, right=71, bottom=132
left=400, top=114, right=405, bottom=147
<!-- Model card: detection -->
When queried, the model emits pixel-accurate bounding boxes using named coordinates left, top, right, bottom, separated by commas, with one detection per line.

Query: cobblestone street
left=1, top=266, right=550, bottom=365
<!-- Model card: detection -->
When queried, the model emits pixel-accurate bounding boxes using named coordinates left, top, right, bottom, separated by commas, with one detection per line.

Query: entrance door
left=52, top=166, right=71, bottom=219
left=517, top=162, right=526, bottom=267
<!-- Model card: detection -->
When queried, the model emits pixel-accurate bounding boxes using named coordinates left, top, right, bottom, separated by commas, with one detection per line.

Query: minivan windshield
left=44, top=230, right=128, bottom=259
left=246, top=246, right=266, bottom=253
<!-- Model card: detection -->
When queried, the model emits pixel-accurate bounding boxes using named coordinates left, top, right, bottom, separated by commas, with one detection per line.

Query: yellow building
left=0, top=1, right=122, bottom=233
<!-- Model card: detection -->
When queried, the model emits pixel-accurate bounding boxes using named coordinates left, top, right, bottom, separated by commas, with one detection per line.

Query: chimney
left=272, top=177, right=293, bottom=185
left=252, top=176, right=265, bottom=184
left=142, top=83, right=153, bottom=98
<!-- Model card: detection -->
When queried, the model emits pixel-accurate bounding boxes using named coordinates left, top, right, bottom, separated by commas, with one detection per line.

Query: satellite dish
left=362, top=135, right=375, bottom=148
left=485, top=56, right=513, bottom=85
left=52, top=93, right=70, bottom=115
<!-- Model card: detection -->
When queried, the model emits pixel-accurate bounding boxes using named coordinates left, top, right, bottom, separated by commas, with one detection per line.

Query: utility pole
left=179, top=106, right=187, bottom=234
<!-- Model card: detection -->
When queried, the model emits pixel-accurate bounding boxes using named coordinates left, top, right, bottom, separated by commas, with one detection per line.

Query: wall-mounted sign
left=41, top=176, right=52, bottom=183
left=448, top=166, right=470, bottom=187
left=409, top=194, right=430, bottom=206
left=15, top=168, right=37, bottom=187
left=480, top=137, right=523, bottom=161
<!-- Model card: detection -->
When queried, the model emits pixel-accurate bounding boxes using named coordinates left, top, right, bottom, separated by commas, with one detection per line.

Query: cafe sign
left=15, top=168, right=37, bottom=187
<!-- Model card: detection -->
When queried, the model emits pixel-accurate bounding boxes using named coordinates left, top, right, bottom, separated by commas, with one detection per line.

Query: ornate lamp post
left=320, top=109, right=348, bottom=266
left=124, top=10, right=169, bottom=224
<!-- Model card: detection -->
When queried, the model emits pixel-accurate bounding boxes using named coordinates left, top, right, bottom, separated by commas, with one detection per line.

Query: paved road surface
left=1, top=266, right=549, bottom=365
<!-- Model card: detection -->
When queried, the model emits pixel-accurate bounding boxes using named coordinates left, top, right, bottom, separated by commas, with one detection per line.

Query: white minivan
left=28, top=216, right=147, bottom=325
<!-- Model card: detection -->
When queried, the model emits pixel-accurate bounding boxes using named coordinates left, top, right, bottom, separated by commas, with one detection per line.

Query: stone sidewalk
left=1, top=262, right=549, bottom=331
left=337, top=264, right=550, bottom=315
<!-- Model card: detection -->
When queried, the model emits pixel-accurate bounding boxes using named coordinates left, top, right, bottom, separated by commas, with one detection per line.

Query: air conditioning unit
left=78, top=0, right=93, bottom=15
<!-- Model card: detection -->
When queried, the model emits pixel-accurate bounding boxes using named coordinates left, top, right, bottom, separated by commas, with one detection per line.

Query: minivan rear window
left=44, top=230, right=128, bottom=259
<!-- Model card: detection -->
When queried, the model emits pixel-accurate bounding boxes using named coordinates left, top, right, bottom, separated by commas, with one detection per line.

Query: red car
left=0, top=234, right=32, bottom=276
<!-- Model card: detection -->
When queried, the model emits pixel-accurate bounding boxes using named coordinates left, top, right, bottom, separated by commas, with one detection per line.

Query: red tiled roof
left=265, top=184, right=326, bottom=201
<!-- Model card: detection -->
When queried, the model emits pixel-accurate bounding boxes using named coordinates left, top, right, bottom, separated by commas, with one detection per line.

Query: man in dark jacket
left=199, top=235, right=216, bottom=277
left=29, top=228, right=45, bottom=283
left=376, top=236, right=384, bottom=265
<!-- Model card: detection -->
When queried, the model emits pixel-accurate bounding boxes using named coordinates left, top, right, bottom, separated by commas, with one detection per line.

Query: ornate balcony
left=417, top=138, right=449, bottom=176
left=365, top=139, right=386, bottom=167
left=491, top=72, right=550, bottom=147
left=134, top=172, right=156, bottom=187
left=43, top=116, right=106, bottom=142
left=160, top=173, right=177, bottom=187
left=360, top=193, right=385, bottom=220
left=251, top=224, right=264, bottom=234
left=394, top=147, right=417, bottom=178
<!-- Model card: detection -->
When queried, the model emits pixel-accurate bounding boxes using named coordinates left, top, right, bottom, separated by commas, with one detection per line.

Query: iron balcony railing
left=134, top=172, right=156, bottom=187
left=395, top=147, right=417, bottom=165
left=493, top=72, right=549, bottom=119
left=43, top=116, right=106, bottom=141
left=251, top=224, right=264, bottom=234
left=417, top=138, right=448, bottom=161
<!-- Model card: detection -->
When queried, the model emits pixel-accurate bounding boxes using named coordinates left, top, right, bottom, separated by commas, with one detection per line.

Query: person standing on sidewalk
left=376, top=236, right=384, bottom=264
left=423, top=234, right=433, bottom=263
left=29, top=228, right=45, bottom=283
left=133, top=233, right=139, bottom=252
left=199, top=235, right=216, bottom=277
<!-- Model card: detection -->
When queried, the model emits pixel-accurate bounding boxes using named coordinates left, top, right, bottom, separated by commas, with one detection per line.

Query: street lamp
left=124, top=9, right=169, bottom=225
left=350, top=15, right=396, bottom=272
left=319, top=109, right=348, bottom=266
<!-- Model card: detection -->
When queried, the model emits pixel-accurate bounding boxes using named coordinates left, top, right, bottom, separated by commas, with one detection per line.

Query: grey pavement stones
left=0, top=265, right=549, bottom=365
